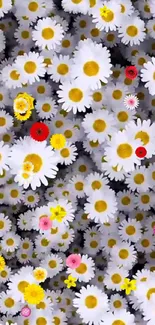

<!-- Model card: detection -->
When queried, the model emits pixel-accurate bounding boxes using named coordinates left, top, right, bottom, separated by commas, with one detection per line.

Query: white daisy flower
left=48, top=54, right=73, bottom=83
left=40, top=253, right=63, bottom=278
left=23, top=190, right=39, bottom=208
left=32, top=18, right=64, bottom=50
left=84, top=189, right=117, bottom=223
left=4, top=183, right=24, bottom=205
left=56, top=33, right=76, bottom=55
left=14, top=22, right=33, bottom=47
left=57, top=79, right=93, bottom=114
left=1, top=64, right=23, bottom=89
left=92, top=1, right=122, bottom=32
left=0, top=291, right=21, bottom=315
left=62, top=0, right=89, bottom=14
left=119, top=218, right=142, bottom=243
left=9, top=137, right=59, bottom=190
left=84, top=172, right=109, bottom=196
left=57, top=142, right=78, bottom=165
left=125, top=165, right=151, bottom=192
left=105, top=130, right=142, bottom=172
left=72, top=39, right=112, bottom=90
left=15, top=0, right=47, bottom=22
left=118, top=0, right=134, bottom=17
left=105, top=82, right=129, bottom=108
left=73, top=285, right=108, bottom=325
left=134, top=191, right=155, bottom=211
left=15, top=52, right=46, bottom=85
left=141, top=57, right=155, bottom=95
left=117, top=190, right=135, bottom=212
left=0, top=141, right=10, bottom=174
left=36, top=97, right=57, bottom=120
left=111, top=242, right=137, bottom=271
left=112, top=106, right=136, bottom=129
left=82, top=110, right=116, bottom=144
left=118, top=15, right=146, bottom=45
left=1, top=231, right=20, bottom=252
left=0, top=111, right=13, bottom=133
left=102, top=309, right=135, bottom=325
left=104, top=265, right=129, bottom=291
left=0, top=0, right=12, bottom=17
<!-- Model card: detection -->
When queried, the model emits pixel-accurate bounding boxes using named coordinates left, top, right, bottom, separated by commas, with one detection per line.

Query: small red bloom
left=135, top=146, right=147, bottom=158
left=125, top=66, right=138, bottom=80
left=30, top=122, right=49, bottom=141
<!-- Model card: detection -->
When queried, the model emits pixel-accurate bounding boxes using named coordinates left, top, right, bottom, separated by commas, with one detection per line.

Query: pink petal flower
left=21, top=306, right=31, bottom=317
left=66, top=254, right=81, bottom=269
left=39, top=217, right=52, bottom=230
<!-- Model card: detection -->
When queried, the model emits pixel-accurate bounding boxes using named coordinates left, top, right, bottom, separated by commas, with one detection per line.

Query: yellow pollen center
left=112, top=90, right=122, bottom=100
left=75, top=182, right=84, bottom=191
left=4, top=298, right=14, bottom=308
left=108, top=239, right=116, bottom=248
left=126, top=25, right=138, bottom=37
left=117, top=143, right=133, bottom=159
left=114, top=300, right=122, bottom=308
left=91, top=28, right=99, bottom=37
left=121, top=196, right=131, bottom=205
left=6, top=238, right=14, bottom=246
left=48, top=260, right=57, bottom=268
left=69, top=88, right=83, bottom=102
left=42, top=103, right=51, bottom=112
left=119, top=249, right=129, bottom=259
left=138, top=57, right=146, bottom=66
left=10, top=70, right=20, bottom=80
left=0, top=221, right=4, bottom=229
left=57, top=63, right=69, bottom=75
left=93, top=119, right=106, bottom=132
left=95, top=200, right=107, bottom=212
left=135, top=131, right=149, bottom=145
left=71, top=0, right=82, bottom=3
left=60, top=148, right=70, bottom=158
left=42, top=28, right=54, bottom=40
left=28, top=1, right=39, bottom=12
left=53, top=317, right=60, bottom=325
left=76, top=263, right=87, bottom=274
left=134, top=173, right=144, bottom=184
left=21, top=31, right=29, bottom=39
left=126, top=225, right=136, bottom=235
left=107, top=33, right=115, bottom=41
left=147, top=288, right=155, bottom=300
left=85, top=295, right=97, bottom=308
left=24, top=154, right=42, bottom=173
left=117, top=111, right=128, bottom=122
left=93, top=92, right=102, bottom=102
left=111, top=273, right=122, bottom=284
left=10, top=189, right=18, bottom=198
left=121, top=4, right=125, bottom=13
left=28, top=195, right=35, bottom=202
left=90, top=240, right=98, bottom=248
left=36, top=318, right=47, bottom=325
left=141, top=239, right=149, bottom=247
left=144, top=4, right=150, bottom=12
left=83, top=61, right=99, bottom=76
left=37, top=86, right=45, bottom=94
left=92, top=180, right=101, bottom=190
left=112, top=321, right=125, bottom=325
left=101, top=9, right=114, bottom=22
left=62, top=40, right=70, bottom=48
left=24, top=61, right=37, bottom=74
left=141, top=195, right=150, bottom=204
left=18, top=281, right=29, bottom=293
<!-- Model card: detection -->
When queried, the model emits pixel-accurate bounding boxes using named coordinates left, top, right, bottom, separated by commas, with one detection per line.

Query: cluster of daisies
left=0, top=0, right=155, bottom=324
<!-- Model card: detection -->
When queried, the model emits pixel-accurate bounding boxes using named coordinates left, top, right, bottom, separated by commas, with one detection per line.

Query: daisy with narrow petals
left=105, top=130, right=142, bottom=172
left=118, top=15, right=146, bottom=45
left=32, top=18, right=64, bottom=50
left=73, top=285, right=109, bottom=325
left=84, top=189, right=118, bottom=223
left=72, top=39, right=112, bottom=90
left=9, top=137, right=59, bottom=190
left=102, top=309, right=135, bottom=325
left=15, top=52, right=46, bottom=85
left=141, top=57, right=155, bottom=95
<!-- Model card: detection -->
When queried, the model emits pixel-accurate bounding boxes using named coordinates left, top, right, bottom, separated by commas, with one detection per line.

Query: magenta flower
left=66, top=254, right=81, bottom=269
left=39, top=216, right=52, bottom=230
left=21, top=306, right=31, bottom=317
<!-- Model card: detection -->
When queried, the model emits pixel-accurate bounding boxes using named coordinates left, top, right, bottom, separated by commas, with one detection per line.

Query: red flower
left=135, top=146, right=147, bottom=158
left=125, top=66, right=138, bottom=80
left=30, top=122, right=49, bottom=141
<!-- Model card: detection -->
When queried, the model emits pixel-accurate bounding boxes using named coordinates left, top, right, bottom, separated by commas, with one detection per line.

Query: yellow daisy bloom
left=24, top=284, right=45, bottom=305
left=0, top=256, right=5, bottom=271
left=50, top=205, right=67, bottom=222
left=121, top=278, right=137, bottom=295
left=14, top=92, right=34, bottom=114
left=14, top=108, right=32, bottom=121
left=33, top=267, right=47, bottom=282
left=100, top=6, right=111, bottom=17
left=50, top=134, right=66, bottom=150
left=64, top=275, right=77, bottom=289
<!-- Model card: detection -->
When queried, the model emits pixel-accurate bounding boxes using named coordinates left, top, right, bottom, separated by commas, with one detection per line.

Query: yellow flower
left=50, top=205, right=67, bottom=222
left=33, top=267, right=47, bottom=282
left=64, top=275, right=77, bottom=289
left=22, top=162, right=34, bottom=173
left=14, top=92, right=34, bottom=114
left=0, top=256, right=5, bottom=271
left=100, top=6, right=111, bottom=17
left=24, top=284, right=45, bottom=305
left=50, top=134, right=66, bottom=150
left=121, top=278, right=137, bottom=295
left=14, top=108, right=32, bottom=121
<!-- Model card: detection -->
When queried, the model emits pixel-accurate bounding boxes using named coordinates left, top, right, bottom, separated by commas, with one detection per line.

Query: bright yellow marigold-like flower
left=14, top=108, right=32, bottom=121
left=50, top=205, right=67, bottom=222
left=121, top=278, right=137, bottom=295
left=14, top=92, right=34, bottom=113
left=50, top=134, right=66, bottom=150
left=24, top=284, right=45, bottom=305
left=33, top=267, right=47, bottom=282
left=64, top=275, right=77, bottom=289
left=0, top=256, right=5, bottom=271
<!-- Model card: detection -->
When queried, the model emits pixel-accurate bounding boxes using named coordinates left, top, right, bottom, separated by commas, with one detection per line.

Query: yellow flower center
left=93, top=119, right=106, bottom=132
left=126, top=25, right=138, bottom=37
left=83, top=61, right=99, bottom=76
left=10, top=189, right=18, bottom=198
left=28, top=1, right=39, bottom=11
left=117, top=111, right=128, bottom=122
left=121, top=196, right=131, bottom=205
left=111, top=273, right=122, bottom=284
left=24, top=61, right=37, bottom=74
left=24, top=154, right=42, bottom=173
left=6, top=238, right=14, bottom=246
left=134, top=173, right=144, bottom=184
left=90, top=240, right=98, bottom=248
left=21, top=31, right=30, bottom=39
left=117, top=143, right=133, bottom=159
left=42, top=103, right=51, bottom=112
left=0, top=221, right=4, bottom=229
left=91, top=28, right=100, bottom=37
left=112, top=90, right=122, bottom=100
left=113, top=300, right=122, bottom=308
left=60, top=148, right=70, bottom=158
left=85, top=295, right=97, bottom=308
left=95, top=200, right=107, bottom=212
left=37, top=86, right=45, bottom=94
left=18, top=281, right=29, bottom=293
left=53, top=317, right=61, bottom=325
left=57, top=63, right=69, bottom=75
left=0, top=117, right=6, bottom=126
left=36, top=317, right=47, bottom=325
left=119, top=249, right=129, bottom=259
left=4, top=298, right=14, bottom=308
left=42, top=28, right=54, bottom=40
left=62, top=39, right=70, bottom=48
left=69, top=88, right=83, bottom=102
left=135, top=131, right=149, bottom=145
left=75, top=182, right=84, bottom=191
left=147, top=288, right=155, bottom=300
left=10, top=70, right=20, bottom=80
left=141, top=239, right=149, bottom=247
left=112, top=321, right=125, bottom=325
left=108, top=239, right=116, bottom=248
left=93, top=92, right=102, bottom=102
left=126, top=225, right=136, bottom=235
left=141, top=194, right=150, bottom=204
left=71, top=0, right=82, bottom=3
left=48, top=260, right=57, bottom=268
left=91, top=180, right=101, bottom=190
left=76, top=263, right=87, bottom=274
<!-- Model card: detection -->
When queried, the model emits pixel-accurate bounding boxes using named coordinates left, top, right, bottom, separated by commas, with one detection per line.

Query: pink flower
left=39, top=217, right=52, bottom=230
left=21, top=306, right=31, bottom=317
left=66, top=254, right=81, bottom=269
